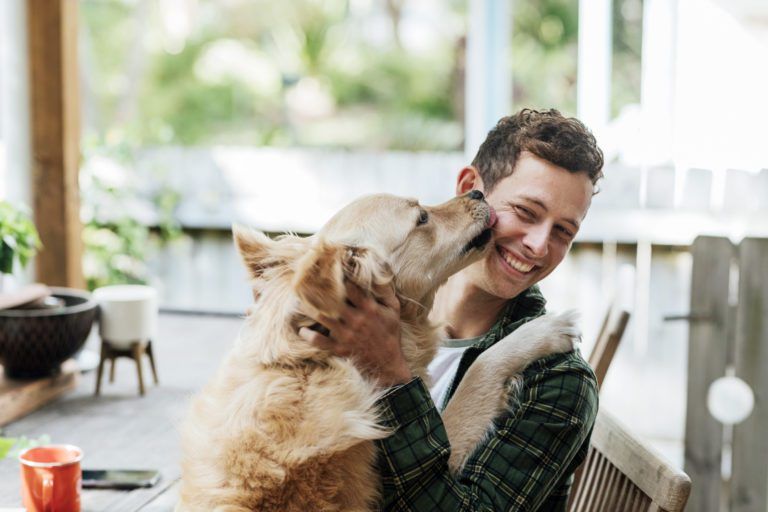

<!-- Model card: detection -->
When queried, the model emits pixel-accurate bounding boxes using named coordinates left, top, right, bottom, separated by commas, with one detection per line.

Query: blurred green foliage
left=0, top=435, right=51, bottom=460
left=81, top=0, right=465, bottom=150
left=79, top=136, right=183, bottom=290
left=512, top=0, right=580, bottom=113
left=81, top=0, right=641, bottom=150
left=0, top=201, right=41, bottom=276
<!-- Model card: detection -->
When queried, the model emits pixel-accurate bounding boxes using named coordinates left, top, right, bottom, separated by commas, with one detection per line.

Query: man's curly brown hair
left=472, top=109, right=604, bottom=192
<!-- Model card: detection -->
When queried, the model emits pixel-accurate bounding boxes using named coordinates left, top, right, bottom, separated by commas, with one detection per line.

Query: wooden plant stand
left=94, top=340, right=158, bottom=396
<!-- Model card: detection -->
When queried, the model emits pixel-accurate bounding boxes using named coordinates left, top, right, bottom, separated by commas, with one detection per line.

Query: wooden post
left=27, top=0, right=84, bottom=288
left=731, top=238, right=768, bottom=512
left=684, top=236, right=733, bottom=512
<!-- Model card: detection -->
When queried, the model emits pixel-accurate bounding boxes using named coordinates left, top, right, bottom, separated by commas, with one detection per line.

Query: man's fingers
left=299, top=327, right=353, bottom=357
left=344, top=279, right=368, bottom=308
left=298, top=327, right=335, bottom=351
left=345, top=278, right=399, bottom=313
left=318, top=314, right=344, bottom=332
left=373, top=282, right=399, bottom=311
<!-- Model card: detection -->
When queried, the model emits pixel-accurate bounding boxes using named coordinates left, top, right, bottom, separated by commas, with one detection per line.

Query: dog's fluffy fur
left=177, top=193, right=578, bottom=511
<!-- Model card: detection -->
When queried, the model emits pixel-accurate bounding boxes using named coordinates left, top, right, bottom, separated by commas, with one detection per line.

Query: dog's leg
left=441, top=310, right=580, bottom=472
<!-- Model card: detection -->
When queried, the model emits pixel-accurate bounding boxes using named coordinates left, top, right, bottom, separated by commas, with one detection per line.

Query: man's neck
left=431, top=271, right=509, bottom=340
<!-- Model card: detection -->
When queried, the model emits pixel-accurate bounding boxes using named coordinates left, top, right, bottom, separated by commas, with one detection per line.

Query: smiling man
left=301, top=109, right=603, bottom=511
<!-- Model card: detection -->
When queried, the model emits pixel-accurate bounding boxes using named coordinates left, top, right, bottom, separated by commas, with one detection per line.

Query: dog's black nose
left=468, top=190, right=484, bottom=200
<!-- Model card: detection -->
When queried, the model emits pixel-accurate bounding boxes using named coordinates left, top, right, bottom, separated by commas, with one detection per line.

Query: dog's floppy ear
left=343, top=246, right=393, bottom=292
left=292, top=240, right=346, bottom=318
left=233, top=224, right=274, bottom=280
left=293, top=242, right=395, bottom=319
left=232, top=224, right=290, bottom=280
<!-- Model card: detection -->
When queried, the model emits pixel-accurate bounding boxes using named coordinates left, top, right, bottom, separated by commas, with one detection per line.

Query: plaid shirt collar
left=471, top=284, right=547, bottom=351
left=439, top=285, right=547, bottom=410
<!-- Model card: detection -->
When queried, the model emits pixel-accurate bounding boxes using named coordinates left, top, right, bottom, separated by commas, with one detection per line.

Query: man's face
left=463, top=151, right=594, bottom=300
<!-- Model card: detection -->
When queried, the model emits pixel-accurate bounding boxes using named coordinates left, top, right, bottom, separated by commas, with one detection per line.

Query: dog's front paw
left=513, top=309, right=581, bottom=357
left=542, top=309, right=581, bottom=353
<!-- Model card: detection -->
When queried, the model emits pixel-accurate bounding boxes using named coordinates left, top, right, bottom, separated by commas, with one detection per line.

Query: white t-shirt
left=428, top=335, right=484, bottom=409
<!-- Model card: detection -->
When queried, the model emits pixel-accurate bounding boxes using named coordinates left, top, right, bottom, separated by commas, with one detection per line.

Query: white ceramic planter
left=93, top=285, right=158, bottom=349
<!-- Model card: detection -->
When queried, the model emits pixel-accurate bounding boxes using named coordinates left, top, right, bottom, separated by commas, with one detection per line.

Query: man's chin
left=481, top=262, right=532, bottom=300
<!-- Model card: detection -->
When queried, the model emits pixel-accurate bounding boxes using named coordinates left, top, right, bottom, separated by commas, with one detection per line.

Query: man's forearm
left=376, top=353, right=598, bottom=512
left=376, top=378, right=500, bottom=511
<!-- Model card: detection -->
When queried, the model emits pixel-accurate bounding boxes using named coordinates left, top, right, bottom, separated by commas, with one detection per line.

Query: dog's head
left=294, top=192, right=491, bottom=316
left=234, top=192, right=492, bottom=323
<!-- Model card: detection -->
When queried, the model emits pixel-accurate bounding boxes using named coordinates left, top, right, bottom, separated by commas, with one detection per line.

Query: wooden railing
left=100, top=147, right=768, bottom=244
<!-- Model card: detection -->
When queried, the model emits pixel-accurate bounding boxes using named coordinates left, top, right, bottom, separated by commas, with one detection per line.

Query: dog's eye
left=417, top=209, right=429, bottom=226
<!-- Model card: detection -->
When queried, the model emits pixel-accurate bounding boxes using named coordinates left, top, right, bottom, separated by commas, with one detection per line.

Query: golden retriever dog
left=177, top=192, right=577, bottom=511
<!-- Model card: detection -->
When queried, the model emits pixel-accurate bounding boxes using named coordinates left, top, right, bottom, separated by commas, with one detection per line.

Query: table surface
left=0, top=312, right=243, bottom=511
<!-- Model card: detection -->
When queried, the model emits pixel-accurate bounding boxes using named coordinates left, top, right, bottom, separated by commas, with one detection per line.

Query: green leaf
left=2, top=434, right=52, bottom=459
left=0, top=243, right=12, bottom=275
left=0, top=437, right=18, bottom=460
left=0, top=201, right=40, bottom=274
left=2, top=234, right=17, bottom=250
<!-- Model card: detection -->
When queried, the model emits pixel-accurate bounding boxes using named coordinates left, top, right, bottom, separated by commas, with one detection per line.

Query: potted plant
left=0, top=201, right=41, bottom=292
left=0, top=202, right=99, bottom=379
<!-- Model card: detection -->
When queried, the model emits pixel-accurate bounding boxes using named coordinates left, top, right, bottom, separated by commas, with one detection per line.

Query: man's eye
left=417, top=209, right=429, bottom=225
left=515, top=206, right=534, bottom=220
left=553, top=224, right=577, bottom=242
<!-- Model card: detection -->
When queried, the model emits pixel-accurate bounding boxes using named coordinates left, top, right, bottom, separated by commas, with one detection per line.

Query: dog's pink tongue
left=488, top=207, right=498, bottom=228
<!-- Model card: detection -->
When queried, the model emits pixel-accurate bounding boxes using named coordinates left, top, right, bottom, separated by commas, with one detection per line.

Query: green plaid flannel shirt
left=375, top=286, right=599, bottom=511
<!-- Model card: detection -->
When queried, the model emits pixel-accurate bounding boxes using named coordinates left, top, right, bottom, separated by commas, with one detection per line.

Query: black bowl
left=0, top=287, right=97, bottom=379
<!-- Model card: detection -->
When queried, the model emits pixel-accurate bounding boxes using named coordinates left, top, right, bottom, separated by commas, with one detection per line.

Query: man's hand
left=298, top=280, right=413, bottom=388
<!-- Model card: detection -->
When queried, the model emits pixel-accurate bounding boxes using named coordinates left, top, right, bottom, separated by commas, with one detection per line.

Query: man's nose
left=468, top=190, right=484, bottom=200
left=524, top=225, right=549, bottom=258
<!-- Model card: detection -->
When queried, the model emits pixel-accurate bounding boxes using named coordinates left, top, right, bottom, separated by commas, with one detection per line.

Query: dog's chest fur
left=179, top=336, right=395, bottom=510
left=177, top=241, right=444, bottom=511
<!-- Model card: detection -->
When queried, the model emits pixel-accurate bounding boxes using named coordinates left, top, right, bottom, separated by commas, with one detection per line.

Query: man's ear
left=292, top=241, right=346, bottom=319
left=456, top=166, right=484, bottom=196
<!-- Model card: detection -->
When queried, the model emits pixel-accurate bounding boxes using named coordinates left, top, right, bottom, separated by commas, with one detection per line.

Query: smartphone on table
left=81, top=469, right=161, bottom=490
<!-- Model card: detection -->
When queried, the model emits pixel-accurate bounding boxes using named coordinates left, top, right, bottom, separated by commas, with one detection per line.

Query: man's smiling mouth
left=496, top=246, right=535, bottom=273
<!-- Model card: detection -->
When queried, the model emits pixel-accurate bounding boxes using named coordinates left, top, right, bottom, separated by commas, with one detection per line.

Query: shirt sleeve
left=375, top=352, right=599, bottom=512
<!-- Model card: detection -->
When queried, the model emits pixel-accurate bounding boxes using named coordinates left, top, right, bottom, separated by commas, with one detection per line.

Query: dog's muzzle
left=462, top=228, right=493, bottom=253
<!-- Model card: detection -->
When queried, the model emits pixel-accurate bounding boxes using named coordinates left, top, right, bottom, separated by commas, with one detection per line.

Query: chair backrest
left=588, top=306, right=631, bottom=391
left=568, top=410, right=691, bottom=512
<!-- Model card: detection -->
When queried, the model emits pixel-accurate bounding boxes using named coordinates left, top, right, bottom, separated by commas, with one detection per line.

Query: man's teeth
left=500, top=249, right=534, bottom=273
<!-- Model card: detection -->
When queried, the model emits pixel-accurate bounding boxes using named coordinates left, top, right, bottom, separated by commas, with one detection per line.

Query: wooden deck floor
left=0, top=312, right=244, bottom=511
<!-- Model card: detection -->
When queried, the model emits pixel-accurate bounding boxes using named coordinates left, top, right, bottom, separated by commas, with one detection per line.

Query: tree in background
left=80, top=0, right=464, bottom=151
left=80, top=0, right=641, bottom=151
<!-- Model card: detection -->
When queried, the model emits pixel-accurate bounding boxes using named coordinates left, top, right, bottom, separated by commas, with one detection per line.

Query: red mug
left=19, top=444, right=82, bottom=512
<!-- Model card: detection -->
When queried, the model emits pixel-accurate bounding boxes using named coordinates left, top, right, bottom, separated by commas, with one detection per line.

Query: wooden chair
left=567, top=304, right=636, bottom=507
left=568, top=409, right=692, bottom=511
left=589, top=305, right=631, bottom=391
